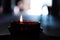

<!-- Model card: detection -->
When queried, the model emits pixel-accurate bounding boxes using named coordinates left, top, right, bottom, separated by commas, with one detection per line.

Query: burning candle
left=9, top=14, right=40, bottom=40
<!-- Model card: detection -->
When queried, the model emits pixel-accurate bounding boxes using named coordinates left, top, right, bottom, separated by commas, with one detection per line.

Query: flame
left=20, top=15, right=23, bottom=23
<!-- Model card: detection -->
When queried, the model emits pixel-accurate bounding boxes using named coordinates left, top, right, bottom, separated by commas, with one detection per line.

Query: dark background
left=0, top=0, right=11, bottom=14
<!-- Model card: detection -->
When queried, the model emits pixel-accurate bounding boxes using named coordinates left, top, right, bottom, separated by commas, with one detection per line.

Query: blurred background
left=0, top=0, right=60, bottom=39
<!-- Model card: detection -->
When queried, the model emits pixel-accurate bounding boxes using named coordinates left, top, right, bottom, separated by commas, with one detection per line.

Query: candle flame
left=20, top=15, right=23, bottom=23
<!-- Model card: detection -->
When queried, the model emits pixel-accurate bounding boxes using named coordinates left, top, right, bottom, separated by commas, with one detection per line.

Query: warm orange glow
left=20, top=15, right=23, bottom=23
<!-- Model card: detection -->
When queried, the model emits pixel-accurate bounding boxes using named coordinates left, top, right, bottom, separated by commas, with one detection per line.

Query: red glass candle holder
left=9, top=20, right=40, bottom=40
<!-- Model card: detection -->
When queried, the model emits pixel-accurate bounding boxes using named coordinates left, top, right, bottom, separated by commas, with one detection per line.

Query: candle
left=9, top=15, right=40, bottom=40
